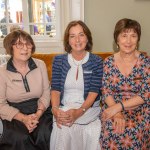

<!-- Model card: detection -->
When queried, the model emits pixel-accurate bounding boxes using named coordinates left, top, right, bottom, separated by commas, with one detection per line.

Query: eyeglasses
left=13, top=42, right=33, bottom=49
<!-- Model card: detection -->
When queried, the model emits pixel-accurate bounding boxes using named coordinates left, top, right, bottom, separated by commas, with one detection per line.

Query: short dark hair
left=3, top=30, right=36, bottom=55
left=63, top=20, right=93, bottom=53
left=114, top=18, right=141, bottom=44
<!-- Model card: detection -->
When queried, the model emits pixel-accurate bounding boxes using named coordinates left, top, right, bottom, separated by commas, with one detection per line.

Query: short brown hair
left=3, top=30, right=36, bottom=55
left=114, top=18, right=141, bottom=44
left=64, top=20, right=93, bottom=53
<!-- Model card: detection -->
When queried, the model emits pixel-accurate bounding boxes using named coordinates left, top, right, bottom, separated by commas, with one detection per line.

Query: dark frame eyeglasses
left=13, top=42, right=33, bottom=49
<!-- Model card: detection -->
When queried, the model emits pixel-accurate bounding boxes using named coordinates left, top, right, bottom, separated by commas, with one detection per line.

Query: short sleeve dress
left=100, top=53, right=150, bottom=150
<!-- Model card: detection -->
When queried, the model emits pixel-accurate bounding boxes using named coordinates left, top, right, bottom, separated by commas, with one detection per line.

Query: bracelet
left=37, top=108, right=44, bottom=112
left=119, top=101, right=125, bottom=111
left=80, top=106, right=86, bottom=113
left=51, top=106, right=59, bottom=112
left=21, top=114, right=26, bottom=123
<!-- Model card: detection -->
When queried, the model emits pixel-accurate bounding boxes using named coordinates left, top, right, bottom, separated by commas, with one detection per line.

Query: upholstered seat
left=32, top=52, right=114, bottom=81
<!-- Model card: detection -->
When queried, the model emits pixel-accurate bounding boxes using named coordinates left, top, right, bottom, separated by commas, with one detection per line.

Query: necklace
left=119, top=52, right=138, bottom=64
left=119, top=52, right=138, bottom=76
left=72, top=55, right=85, bottom=80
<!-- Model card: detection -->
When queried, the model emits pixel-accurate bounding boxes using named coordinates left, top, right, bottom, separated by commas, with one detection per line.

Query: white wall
left=85, top=0, right=150, bottom=55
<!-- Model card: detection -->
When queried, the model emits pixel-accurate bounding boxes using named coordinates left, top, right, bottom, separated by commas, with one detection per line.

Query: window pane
left=28, top=0, right=56, bottom=36
left=0, top=0, right=57, bottom=38
left=9, top=0, right=23, bottom=23
left=0, top=0, right=13, bottom=35
left=0, top=0, right=23, bottom=35
left=29, top=24, right=42, bottom=35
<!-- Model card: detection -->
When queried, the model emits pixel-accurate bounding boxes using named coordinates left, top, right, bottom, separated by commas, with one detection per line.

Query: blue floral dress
left=100, top=53, right=150, bottom=150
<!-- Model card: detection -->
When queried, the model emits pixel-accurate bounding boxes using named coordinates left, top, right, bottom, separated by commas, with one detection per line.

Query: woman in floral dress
left=100, top=18, right=150, bottom=149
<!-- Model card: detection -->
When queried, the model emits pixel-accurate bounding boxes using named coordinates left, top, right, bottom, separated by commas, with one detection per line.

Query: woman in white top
left=50, top=20, right=103, bottom=150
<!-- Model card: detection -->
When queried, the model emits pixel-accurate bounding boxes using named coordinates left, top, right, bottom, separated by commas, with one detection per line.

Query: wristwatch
left=80, top=106, right=86, bottom=113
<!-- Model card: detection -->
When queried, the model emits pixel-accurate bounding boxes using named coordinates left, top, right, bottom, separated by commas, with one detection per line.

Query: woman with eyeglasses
left=0, top=30, right=52, bottom=150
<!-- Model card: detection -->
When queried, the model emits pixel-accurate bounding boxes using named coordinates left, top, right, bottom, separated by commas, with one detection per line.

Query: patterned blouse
left=100, top=53, right=150, bottom=150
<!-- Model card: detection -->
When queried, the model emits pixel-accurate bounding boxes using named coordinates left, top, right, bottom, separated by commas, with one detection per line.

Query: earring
left=135, top=46, right=138, bottom=50
left=85, top=42, right=88, bottom=50
left=117, top=45, right=119, bottom=49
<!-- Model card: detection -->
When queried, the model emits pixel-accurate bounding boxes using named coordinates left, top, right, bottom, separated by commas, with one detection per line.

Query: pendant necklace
left=72, top=55, right=85, bottom=80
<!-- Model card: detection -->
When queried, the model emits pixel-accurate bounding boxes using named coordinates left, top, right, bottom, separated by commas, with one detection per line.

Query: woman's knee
left=2, top=120, right=29, bottom=144
left=9, top=127, right=29, bottom=144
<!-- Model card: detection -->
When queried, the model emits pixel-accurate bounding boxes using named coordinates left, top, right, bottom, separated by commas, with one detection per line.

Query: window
left=0, top=0, right=57, bottom=37
left=0, top=0, right=84, bottom=53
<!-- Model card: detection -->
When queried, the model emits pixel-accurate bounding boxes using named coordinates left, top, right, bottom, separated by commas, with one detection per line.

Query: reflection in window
left=0, top=0, right=23, bottom=35
left=28, top=0, right=56, bottom=36
left=0, top=0, right=56, bottom=37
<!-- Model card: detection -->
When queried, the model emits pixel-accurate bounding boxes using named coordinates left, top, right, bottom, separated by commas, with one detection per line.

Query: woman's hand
left=22, top=114, right=39, bottom=133
left=65, top=108, right=83, bottom=127
left=14, top=112, right=39, bottom=133
left=52, top=108, right=70, bottom=128
left=112, top=112, right=125, bottom=134
left=102, top=103, right=122, bottom=121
